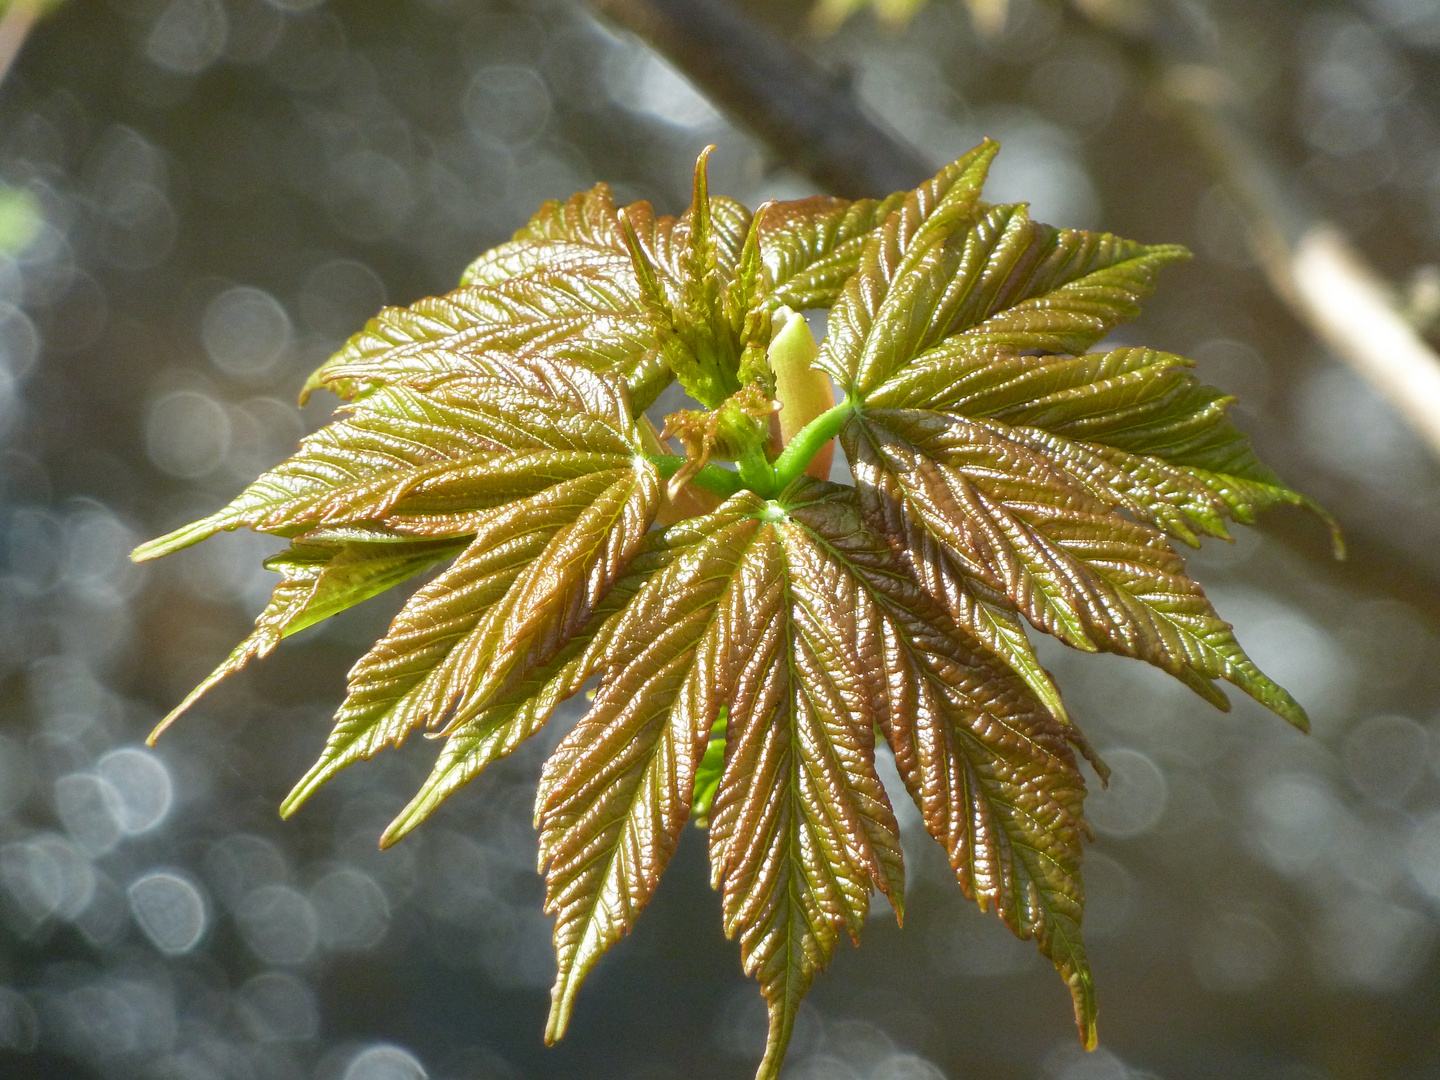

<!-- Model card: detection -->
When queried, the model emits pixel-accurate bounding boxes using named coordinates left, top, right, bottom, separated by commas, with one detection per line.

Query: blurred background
left=0, top=0, right=1438, bottom=1077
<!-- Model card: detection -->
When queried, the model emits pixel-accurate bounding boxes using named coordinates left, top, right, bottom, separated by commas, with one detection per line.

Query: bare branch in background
left=586, top=0, right=933, bottom=198
left=1287, top=230, right=1440, bottom=455
left=581, top=0, right=1440, bottom=610
left=600, top=0, right=1440, bottom=467
left=1086, top=0, right=1440, bottom=463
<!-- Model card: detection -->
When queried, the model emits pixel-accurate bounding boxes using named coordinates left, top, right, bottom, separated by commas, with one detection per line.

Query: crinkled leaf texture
left=134, top=140, right=1332, bottom=1080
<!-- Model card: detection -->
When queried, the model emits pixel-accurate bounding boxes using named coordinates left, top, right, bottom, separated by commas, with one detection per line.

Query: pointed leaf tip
left=693, top=143, right=716, bottom=182
left=130, top=518, right=219, bottom=562
left=125, top=138, right=1342, bottom=1080
left=1071, top=956, right=1098, bottom=1050
left=146, top=701, right=193, bottom=746
left=755, top=998, right=798, bottom=1080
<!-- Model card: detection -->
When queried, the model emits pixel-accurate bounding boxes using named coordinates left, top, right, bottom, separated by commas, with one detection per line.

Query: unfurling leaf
left=135, top=140, right=1333, bottom=1080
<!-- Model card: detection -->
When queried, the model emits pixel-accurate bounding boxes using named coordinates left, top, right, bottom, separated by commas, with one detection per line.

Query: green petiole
left=645, top=396, right=855, bottom=501
left=766, top=397, right=853, bottom=494
left=645, top=454, right=744, bottom=499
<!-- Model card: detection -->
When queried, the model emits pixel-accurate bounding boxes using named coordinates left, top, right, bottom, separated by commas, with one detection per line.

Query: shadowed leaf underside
left=134, top=140, right=1332, bottom=1080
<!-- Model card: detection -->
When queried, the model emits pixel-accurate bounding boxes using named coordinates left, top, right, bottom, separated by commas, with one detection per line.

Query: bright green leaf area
left=133, top=140, right=1336, bottom=1080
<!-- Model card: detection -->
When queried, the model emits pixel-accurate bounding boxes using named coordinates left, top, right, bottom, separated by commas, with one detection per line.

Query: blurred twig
left=604, top=0, right=1440, bottom=464
left=587, top=0, right=1440, bottom=601
left=585, top=0, right=933, bottom=198
left=1174, top=88, right=1440, bottom=458
left=1083, top=0, right=1440, bottom=463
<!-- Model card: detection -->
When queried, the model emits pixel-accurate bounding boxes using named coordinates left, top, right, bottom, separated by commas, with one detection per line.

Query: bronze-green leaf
left=147, top=533, right=463, bottom=741
left=783, top=479, right=1093, bottom=1045
left=133, top=141, right=1335, bottom=1080
left=535, top=499, right=763, bottom=1044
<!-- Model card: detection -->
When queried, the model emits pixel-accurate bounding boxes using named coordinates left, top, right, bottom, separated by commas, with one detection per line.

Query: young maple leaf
left=133, top=141, right=1334, bottom=1080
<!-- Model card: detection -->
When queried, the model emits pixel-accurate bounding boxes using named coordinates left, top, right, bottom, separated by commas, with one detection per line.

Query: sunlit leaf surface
left=136, top=141, right=1329, bottom=1080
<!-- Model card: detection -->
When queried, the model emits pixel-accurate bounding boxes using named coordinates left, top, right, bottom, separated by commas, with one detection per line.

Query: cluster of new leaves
left=134, top=141, right=1330, bottom=1080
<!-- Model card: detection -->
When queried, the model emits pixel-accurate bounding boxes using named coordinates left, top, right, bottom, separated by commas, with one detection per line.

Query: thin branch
left=1168, top=78, right=1440, bottom=458
left=586, top=0, right=1440, bottom=601
left=1085, top=0, right=1440, bottom=463
left=586, top=0, right=933, bottom=198
left=1286, top=228, right=1440, bottom=454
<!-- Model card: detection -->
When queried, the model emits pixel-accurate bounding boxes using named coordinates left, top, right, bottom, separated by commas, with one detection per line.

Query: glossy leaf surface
left=135, top=142, right=1331, bottom=1080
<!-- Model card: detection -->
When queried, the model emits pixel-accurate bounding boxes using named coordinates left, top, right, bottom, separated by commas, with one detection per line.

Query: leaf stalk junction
left=647, top=396, right=853, bottom=499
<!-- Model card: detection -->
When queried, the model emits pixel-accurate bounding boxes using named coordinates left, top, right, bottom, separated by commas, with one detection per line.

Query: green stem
left=646, top=397, right=854, bottom=501
left=735, top=442, right=776, bottom=496
left=646, top=454, right=744, bottom=498
left=767, top=397, right=854, bottom=494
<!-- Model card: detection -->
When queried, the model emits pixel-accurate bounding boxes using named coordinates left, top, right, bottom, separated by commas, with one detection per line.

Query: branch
left=1164, top=70, right=1440, bottom=459
left=592, top=0, right=1440, bottom=601
left=586, top=0, right=933, bottom=198
left=1285, top=229, right=1440, bottom=453
left=1080, top=0, right=1440, bottom=463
